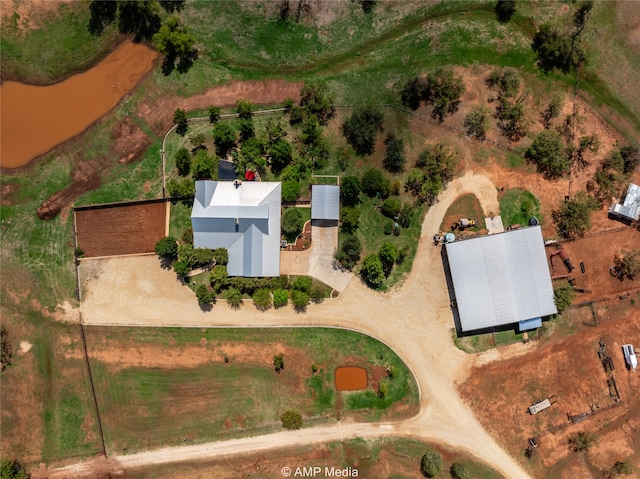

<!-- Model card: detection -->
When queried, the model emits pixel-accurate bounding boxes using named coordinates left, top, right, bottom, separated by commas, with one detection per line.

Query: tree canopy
left=299, top=83, right=336, bottom=125
left=213, top=122, right=236, bottom=156
left=1, top=458, right=30, bottom=479
left=421, top=449, right=443, bottom=478
left=495, top=0, right=516, bottom=23
left=361, top=168, right=390, bottom=198
left=154, top=236, right=178, bottom=259
left=422, top=68, right=466, bottom=122
left=464, top=105, right=491, bottom=141
left=153, top=16, right=197, bottom=75
left=383, top=132, right=406, bottom=173
left=173, top=108, right=188, bottom=136
left=552, top=191, right=599, bottom=239
left=340, top=176, right=361, bottom=206
left=360, top=254, right=385, bottom=288
left=282, top=208, right=305, bottom=240
left=342, top=107, right=384, bottom=156
left=281, top=409, right=302, bottom=430
left=525, top=130, right=571, bottom=179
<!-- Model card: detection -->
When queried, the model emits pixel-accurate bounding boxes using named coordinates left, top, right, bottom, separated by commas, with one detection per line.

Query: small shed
left=311, top=185, right=340, bottom=221
left=609, top=183, right=640, bottom=222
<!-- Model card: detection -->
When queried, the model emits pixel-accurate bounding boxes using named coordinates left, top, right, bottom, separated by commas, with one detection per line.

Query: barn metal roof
left=191, top=181, right=281, bottom=277
left=311, top=185, right=340, bottom=220
left=445, top=226, right=557, bottom=332
left=609, top=183, right=640, bottom=221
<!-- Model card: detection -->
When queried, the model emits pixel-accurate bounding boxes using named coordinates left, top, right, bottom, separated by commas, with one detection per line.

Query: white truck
left=622, top=344, right=638, bottom=370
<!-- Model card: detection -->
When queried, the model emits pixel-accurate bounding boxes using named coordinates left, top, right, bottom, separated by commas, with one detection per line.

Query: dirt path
left=70, top=172, right=530, bottom=479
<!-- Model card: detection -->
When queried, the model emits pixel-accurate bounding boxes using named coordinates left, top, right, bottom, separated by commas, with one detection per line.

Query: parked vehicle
left=622, top=344, right=638, bottom=370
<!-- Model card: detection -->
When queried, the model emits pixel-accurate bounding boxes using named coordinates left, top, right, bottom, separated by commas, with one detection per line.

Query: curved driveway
left=76, top=172, right=529, bottom=478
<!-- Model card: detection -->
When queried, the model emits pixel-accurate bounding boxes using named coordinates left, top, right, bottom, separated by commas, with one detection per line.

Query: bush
left=175, top=147, right=191, bottom=176
left=336, top=235, right=362, bottom=270
left=191, top=149, right=218, bottom=181
left=450, top=462, right=471, bottom=479
left=213, top=122, right=236, bottom=155
left=379, top=242, right=399, bottom=277
left=192, top=248, right=214, bottom=266
left=292, top=276, right=312, bottom=293
left=310, top=285, right=325, bottom=303
left=495, top=0, right=516, bottom=22
left=381, top=196, right=402, bottom=219
left=225, top=288, right=243, bottom=308
left=361, top=168, right=390, bottom=198
left=209, top=265, right=229, bottom=293
left=384, top=222, right=393, bottom=235
left=270, top=138, right=293, bottom=173
left=615, top=249, right=640, bottom=280
left=213, top=248, right=228, bottom=266
left=173, top=260, right=190, bottom=277
left=273, top=353, right=284, bottom=372
left=281, top=409, right=302, bottom=430
left=273, top=289, right=289, bottom=308
left=554, top=284, right=575, bottom=315
left=181, top=226, right=193, bottom=244
left=340, top=206, right=361, bottom=234
left=291, top=290, right=310, bottom=310
left=1, top=458, right=30, bottom=479
left=342, top=107, right=384, bottom=156
left=421, top=449, right=443, bottom=478
left=195, top=284, right=214, bottom=304
left=155, top=236, right=178, bottom=259
left=360, top=254, right=385, bottom=288
left=208, top=105, right=221, bottom=123
left=1, top=326, right=12, bottom=372
left=282, top=180, right=301, bottom=203
left=569, top=431, right=597, bottom=452
left=167, top=178, right=195, bottom=198
left=282, top=208, right=306, bottom=240
left=383, top=132, right=406, bottom=173
left=609, top=461, right=633, bottom=477
left=236, top=98, right=253, bottom=119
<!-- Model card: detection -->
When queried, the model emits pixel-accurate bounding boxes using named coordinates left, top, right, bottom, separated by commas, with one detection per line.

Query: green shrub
left=291, top=290, right=309, bottom=310
left=421, top=449, right=443, bottom=478
left=361, top=168, right=390, bottom=198
left=292, top=276, right=312, bottom=293
left=384, top=222, right=393, bottom=235
left=173, top=260, right=190, bottom=276
left=209, top=265, right=229, bottom=293
left=280, top=409, right=302, bottom=430
left=253, top=288, right=272, bottom=311
left=213, top=248, right=228, bottom=265
left=273, top=289, right=289, bottom=308
left=155, top=236, right=178, bottom=259
left=381, top=196, right=402, bottom=218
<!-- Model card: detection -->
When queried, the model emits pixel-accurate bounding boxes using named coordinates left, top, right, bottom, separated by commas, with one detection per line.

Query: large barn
left=445, top=226, right=557, bottom=333
left=191, top=180, right=281, bottom=277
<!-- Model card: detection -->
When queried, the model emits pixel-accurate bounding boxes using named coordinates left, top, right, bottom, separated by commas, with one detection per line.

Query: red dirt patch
left=75, top=201, right=167, bottom=257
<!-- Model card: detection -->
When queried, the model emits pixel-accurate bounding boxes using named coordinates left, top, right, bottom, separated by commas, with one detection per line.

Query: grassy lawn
left=498, top=188, right=541, bottom=228
left=439, top=193, right=485, bottom=232
left=85, top=326, right=419, bottom=454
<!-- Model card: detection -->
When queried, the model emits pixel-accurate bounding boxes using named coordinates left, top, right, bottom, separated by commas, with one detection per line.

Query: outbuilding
left=311, top=184, right=340, bottom=222
left=445, top=225, right=557, bottom=333
left=609, top=183, right=640, bottom=223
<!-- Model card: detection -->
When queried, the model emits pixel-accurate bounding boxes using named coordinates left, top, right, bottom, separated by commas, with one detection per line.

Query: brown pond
left=0, top=40, right=158, bottom=169
left=335, top=367, right=368, bottom=391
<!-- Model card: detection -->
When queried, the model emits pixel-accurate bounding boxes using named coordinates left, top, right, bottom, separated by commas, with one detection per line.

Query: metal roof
left=191, top=181, right=281, bottom=277
left=445, top=226, right=557, bottom=332
left=311, top=185, right=340, bottom=220
left=609, top=183, right=640, bottom=221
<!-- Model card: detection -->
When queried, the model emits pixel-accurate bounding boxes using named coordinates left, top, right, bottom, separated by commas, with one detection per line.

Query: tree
left=340, top=176, right=361, bottom=206
left=291, top=290, right=310, bottom=310
left=406, top=144, right=458, bottom=205
left=554, top=284, right=575, bottom=315
left=336, top=235, right=362, bottom=270
left=340, top=206, right=361, bottom=234
left=159, top=0, right=185, bottom=13
left=282, top=208, right=305, bottom=240
left=88, top=0, right=117, bottom=35
left=209, top=265, right=229, bottom=293
left=153, top=16, right=197, bottom=75
left=542, top=94, right=564, bottom=128
left=238, top=119, right=255, bottom=143
left=620, top=144, right=640, bottom=174
left=270, top=139, right=293, bottom=173
left=299, top=83, right=336, bottom=125
left=608, top=461, right=633, bottom=477
left=383, top=132, right=406, bottom=173
left=166, top=178, right=195, bottom=198
left=615, top=249, right=640, bottom=280
left=225, top=288, right=243, bottom=308
left=359, top=0, right=376, bottom=14
left=282, top=180, right=301, bottom=203
left=208, top=106, right=221, bottom=124
left=189, top=133, right=206, bottom=151
left=1, top=458, right=30, bottom=479
left=213, top=247, right=228, bottom=265
left=495, top=0, right=516, bottom=22
left=273, top=353, right=284, bottom=372
left=175, top=147, right=191, bottom=176
left=421, top=449, right=443, bottom=478
left=464, top=105, right=491, bottom=140
left=173, top=260, right=190, bottom=277
left=450, top=462, right=471, bottom=479
left=553, top=191, right=599, bottom=239
left=154, top=236, right=178, bottom=259
left=423, top=68, right=466, bottom=122
left=273, top=289, right=289, bottom=308
left=117, top=0, right=162, bottom=42
left=525, top=130, right=571, bottom=180
left=361, top=168, right=390, bottom=198
left=292, top=276, right=313, bottom=293
left=381, top=196, right=402, bottom=219
left=342, top=107, right=384, bottom=156
left=569, top=431, right=597, bottom=452
left=486, top=68, right=521, bottom=99
left=190, top=150, right=218, bottom=180
left=497, top=98, right=529, bottom=141
left=532, top=23, right=580, bottom=73
left=213, top=122, right=236, bottom=156
left=361, top=254, right=385, bottom=288
left=236, top=98, right=254, bottom=120
left=378, top=242, right=399, bottom=277
left=281, top=409, right=302, bottom=430
left=173, top=108, right=188, bottom=136
left=195, top=284, right=214, bottom=304
left=1, top=326, right=12, bottom=372
left=253, top=288, right=272, bottom=311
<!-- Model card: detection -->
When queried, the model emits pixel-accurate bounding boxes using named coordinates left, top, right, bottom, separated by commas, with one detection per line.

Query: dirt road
left=69, top=172, right=530, bottom=478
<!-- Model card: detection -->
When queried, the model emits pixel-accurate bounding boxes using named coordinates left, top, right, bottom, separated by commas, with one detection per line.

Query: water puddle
left=1, top=40, right=157, bottom=168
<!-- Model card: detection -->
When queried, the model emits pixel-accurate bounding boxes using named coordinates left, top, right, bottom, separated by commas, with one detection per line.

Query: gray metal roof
left=445, top=226, right=557, bottom=332
left=311, top=185, right=340, bottom=220
left=191, top=181, right=281, bottom=277
left=609, top=183, right=640, bottom=221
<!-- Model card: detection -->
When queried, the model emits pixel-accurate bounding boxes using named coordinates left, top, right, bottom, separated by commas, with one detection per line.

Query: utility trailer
left=623, top=344, right=638, bottom=370
left=528, top=397, right=555, bottom=415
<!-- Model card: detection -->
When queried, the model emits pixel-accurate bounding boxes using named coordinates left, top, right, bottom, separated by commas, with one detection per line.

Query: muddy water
left=335, top=366, right=368, bottom=391
left=0, top=41, right=157, bottom=168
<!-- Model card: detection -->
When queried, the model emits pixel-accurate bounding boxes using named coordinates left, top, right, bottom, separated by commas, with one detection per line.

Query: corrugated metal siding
left=311, top=185, right=340, bottom=220
left=446, top=226, right=557, bottom=332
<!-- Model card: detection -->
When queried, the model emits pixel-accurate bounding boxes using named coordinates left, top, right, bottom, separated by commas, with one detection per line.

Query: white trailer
left=622, top=344, right=638, bottom=370
left=528, top=398, right=552, bottom=415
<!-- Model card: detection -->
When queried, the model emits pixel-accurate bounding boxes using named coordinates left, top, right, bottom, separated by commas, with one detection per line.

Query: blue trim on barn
left=519, top=317, right=542, bottom=332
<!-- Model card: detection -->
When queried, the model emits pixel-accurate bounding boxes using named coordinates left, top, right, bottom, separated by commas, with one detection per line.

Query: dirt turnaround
left=0, top=41, right=158, bottom=169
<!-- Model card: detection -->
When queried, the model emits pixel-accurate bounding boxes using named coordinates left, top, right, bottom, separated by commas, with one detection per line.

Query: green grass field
left=498, top=188, right=542, bottom=228
left=85, top=326, right=419, bottom=454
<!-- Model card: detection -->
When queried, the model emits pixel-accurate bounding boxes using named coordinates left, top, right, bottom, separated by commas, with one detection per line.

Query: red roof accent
left=245, top=170, right=256, bottom=181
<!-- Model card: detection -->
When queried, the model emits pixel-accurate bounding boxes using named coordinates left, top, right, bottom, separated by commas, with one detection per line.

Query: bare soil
left=75, top=201, right=168, bottom=257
